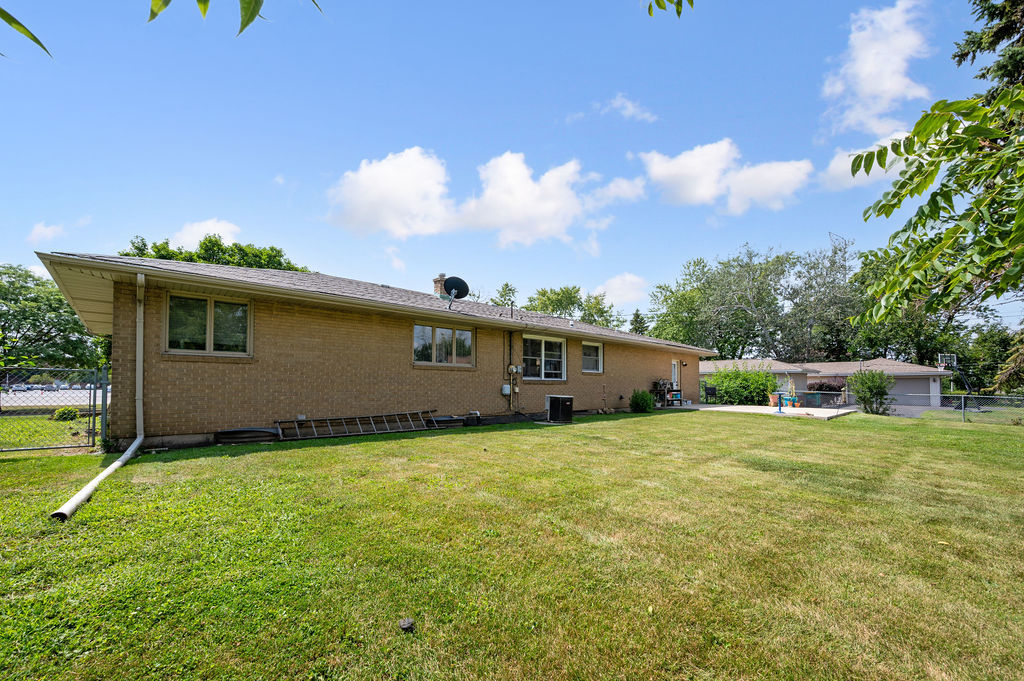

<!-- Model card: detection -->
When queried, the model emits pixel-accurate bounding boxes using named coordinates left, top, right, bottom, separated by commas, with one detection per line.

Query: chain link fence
left=0, top=367, right=103, bottom=451
left=791, top=389, right=1024, bottom=425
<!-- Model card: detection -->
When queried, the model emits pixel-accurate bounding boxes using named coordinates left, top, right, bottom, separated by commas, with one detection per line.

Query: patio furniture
left=704, top=385, right=718, bottom=404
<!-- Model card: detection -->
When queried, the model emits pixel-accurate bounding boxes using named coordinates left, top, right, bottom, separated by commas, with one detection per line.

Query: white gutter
left=51, top=273, right=146, bottom=521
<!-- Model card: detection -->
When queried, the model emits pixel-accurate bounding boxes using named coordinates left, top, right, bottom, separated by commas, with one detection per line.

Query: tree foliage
left=994, top=329, right=1024, bottom=390
left=0, top=265, right=102, bottom=368
left=847, top=370, right=895, bottom=416
left=853, top=88, right=1024, bottom=323
left=629, top=309, right=649, bottom=335
left=522, top=286, right=623, bottom=328
left=120, top=234, right=307, bottom=271
left=702, top=366, right=777, bottom=406
left=489, top=282, right=518, bottom=308
left=953, top=0, right=1024, bottom=101
left=1, top=1, right=328, bottom=56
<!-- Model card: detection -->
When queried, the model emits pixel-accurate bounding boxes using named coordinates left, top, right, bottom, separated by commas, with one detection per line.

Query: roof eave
left=38, top=252, right=712, bottom=354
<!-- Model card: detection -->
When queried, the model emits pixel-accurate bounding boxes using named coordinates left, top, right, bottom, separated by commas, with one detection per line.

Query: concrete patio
left=667, top=403, right=858, bottom=421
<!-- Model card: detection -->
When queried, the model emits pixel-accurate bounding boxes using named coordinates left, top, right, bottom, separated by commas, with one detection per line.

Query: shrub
left=847, top=369, right=894, bottom=415
left=704, top=366, right=777, bottom=405
left=807, top=380, right=845, bottom=392
left=629, top=389, right=654, bottom=413
left=53, top=406, right=79, bottom=421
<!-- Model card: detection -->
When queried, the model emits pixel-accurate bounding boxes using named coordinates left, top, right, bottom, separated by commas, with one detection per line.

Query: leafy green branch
left=852, top=85, right=1024, bottom=324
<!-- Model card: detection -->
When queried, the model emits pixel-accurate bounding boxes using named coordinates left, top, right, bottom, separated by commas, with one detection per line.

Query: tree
left=524, top=286, right=584, bottom=319
left=522, top=286, right=622, bottom=328
left=851, top=2, right=1024, bottom=388
left=629, top=309, right=649, bottom=335
left=649, top=246, right=794, bottom=358
left=0, top=265, right=102, bottom=368
left=953, top=0, right=1024, bottom=101
left=776, top=237, right=862, bottom=363
left=579, top=293, right=623, bottom=328
left=994, top=330, right=1024, bottom=391
left=121, top=234, right=307, bottom=271
left=489, top=282, right=518, bottom=308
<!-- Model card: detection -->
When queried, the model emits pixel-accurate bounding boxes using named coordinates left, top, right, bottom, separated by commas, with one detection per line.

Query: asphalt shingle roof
left=51, top=253, right=713, bottom=354
left=699, top=358, right=815, bottom=374
left=800, top=359, right=952, bottom=376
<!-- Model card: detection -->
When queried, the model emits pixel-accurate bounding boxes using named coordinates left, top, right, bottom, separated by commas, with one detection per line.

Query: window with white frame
left=523, top=336, right=565, bottom=380
left=413, top=324, right=473, bottom=365
left=582, top=342, right=603, bottom=373
left=166, top=294, right=250, bottom=355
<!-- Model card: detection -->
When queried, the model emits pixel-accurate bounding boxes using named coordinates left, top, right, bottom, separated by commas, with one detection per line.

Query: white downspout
left=52, top=273, right=146, bottom=521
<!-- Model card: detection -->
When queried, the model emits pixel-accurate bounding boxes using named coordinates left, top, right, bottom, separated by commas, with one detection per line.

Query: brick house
left=38, top=253, right=712, bottom=448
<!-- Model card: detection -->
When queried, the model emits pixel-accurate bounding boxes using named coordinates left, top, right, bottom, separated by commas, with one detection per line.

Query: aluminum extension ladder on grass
left=275, top=410, right=439, bottom=441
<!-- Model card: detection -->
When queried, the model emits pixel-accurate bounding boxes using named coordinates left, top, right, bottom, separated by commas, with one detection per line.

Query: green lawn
left=0, top=413, right=92, bottom=450
left=920, top=407, right=1024, bottom=425
left=1, top=412, right=1022, bottom=680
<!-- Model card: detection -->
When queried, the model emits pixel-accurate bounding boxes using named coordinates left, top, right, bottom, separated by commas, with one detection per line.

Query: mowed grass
left=1, top=412, right=1022, bottom=680
left=0, top=413, right=92, bottom=450
left=921, top=407, right=1024, bottom=426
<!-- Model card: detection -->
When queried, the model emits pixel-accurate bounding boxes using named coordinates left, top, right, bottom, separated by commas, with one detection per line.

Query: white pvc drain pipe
left=51, top=273, right=146, bottom=521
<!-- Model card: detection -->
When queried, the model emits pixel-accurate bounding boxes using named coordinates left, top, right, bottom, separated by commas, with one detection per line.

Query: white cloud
left=640, top=139, right=813, bottom=214
left=170, top=218, right=242, bottom=250
left=461, top=152, right=584, bottom=247
left=385, top=246, right=406, bottom=271
left=273, top=174, right=286, bottom=185
left=565, top=111, right=585, bottom=124
left=823, top=0, right=930, bottom=137
left=327, top=147, right=455, bottom=239
left=26, top=221, right=65, bottom=244
left=328, top=148, right=646, bottom=250
left=639, top=139, right=740, bottom=205
left=821, top=132, right=908, bottom=190
left=584, top=176, right=646, bottom=211
left=595, top=272, right=648, bottom=307
left=723, top=160, right=815, bottom=215
left=602, top=93, right=658, bottom=123
left=29, top=265, right=51, bottom=279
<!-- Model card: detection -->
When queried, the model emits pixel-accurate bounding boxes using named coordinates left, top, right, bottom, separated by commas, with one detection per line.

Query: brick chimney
left=433, top=273, right=447, bottom=296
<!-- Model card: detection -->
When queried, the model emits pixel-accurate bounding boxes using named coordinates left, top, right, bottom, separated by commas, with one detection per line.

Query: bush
left=53, top=406, right=79, bottom=421
left=629, top=389, right=654, bottom=413
left=704, top=366, right=777, bottom=405
left=847, top=369, right=894, bottom=415
left=807, top=380, right=845, bottom=392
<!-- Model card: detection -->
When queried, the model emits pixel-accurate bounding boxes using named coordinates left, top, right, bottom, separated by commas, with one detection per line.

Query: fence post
left=100, top=365, right=109, bottom=443
left=961, top=394, right=965, bottom=423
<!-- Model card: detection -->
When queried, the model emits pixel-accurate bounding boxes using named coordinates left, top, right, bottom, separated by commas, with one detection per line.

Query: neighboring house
left=37, top=252, right=713, bottom=448
left=699, top=358, right=816, bottom=392
left=800, top=359, right=952, bottom=407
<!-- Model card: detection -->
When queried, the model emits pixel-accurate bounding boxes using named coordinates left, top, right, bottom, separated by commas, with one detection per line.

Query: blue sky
left=3, top=1, right=1019, bottom=324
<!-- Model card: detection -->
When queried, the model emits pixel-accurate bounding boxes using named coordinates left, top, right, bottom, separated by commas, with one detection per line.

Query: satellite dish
left=444, top=276, right=469, bottom=297
left=442, top=276, right=469, bottom=309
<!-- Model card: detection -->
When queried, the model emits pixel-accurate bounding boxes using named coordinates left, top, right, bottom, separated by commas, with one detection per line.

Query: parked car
left=12, top=384, right=28, bottom=392
left=71, top=384, right=82, bottom=390
left=42, top=385, right=58, bottom=391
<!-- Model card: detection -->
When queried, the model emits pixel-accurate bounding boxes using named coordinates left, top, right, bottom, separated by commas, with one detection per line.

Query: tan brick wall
left=109, top=283, right=702, bottom=438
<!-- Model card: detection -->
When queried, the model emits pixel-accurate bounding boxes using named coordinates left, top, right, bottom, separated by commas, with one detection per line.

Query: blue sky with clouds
left=4, top=1, right=1018, bottom=323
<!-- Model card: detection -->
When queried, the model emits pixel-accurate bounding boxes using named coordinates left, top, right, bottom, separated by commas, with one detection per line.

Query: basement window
left=166, top=294, right=251, bottom=355
left=413, top=324, right=474, bottom=366
left=523, top=335, right=565, bottom=380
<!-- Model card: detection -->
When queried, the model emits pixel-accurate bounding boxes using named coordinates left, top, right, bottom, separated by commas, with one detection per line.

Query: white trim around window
left=164, top=291, right=253, bottom=357
left=523, top=334, right=566, bottom=380
left=582, top=341, right=603, bottom=373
